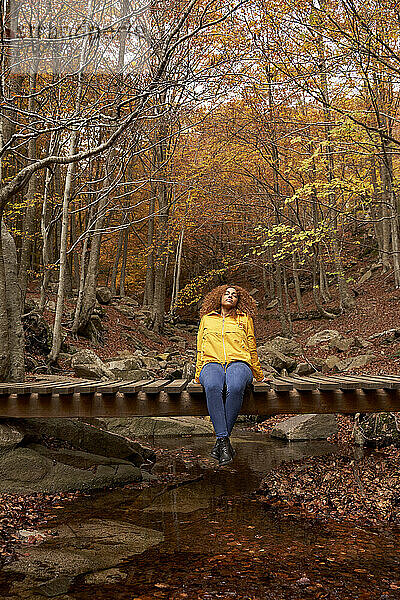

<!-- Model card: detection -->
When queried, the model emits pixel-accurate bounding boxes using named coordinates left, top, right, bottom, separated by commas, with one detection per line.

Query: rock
left=266, top=299, right=278, bottom=310
left=103, top=416, right=215, bottom=437
left=323, top=355, right=346, bottom=372
left=157, top=353, right=171, bottom=361
left=293, top=362, right=316, bottom=376
left=182, top=361, right=195, bottom=380
left=14, top=418, right=154, bottom=464
left=0, top=445, right=142, bottom=494
left=306, top=330, right=342, bottom=347
left=71, top=349, right=114, bottom=380
left=344, top=353, right=375, bottom=371
left=84, top=568, right=127, bottom=585
left=140, top=356, right=160, bottom=370
left=0, top=422, right=24, bottom=453
left=36, top=575, right=75, bottom=597
left=105, top=358, right=142, bottom=376
left=96, top=287, right=112, bottom=305
left=357, top=270, right=372, bottom=285
left=352, top=336, right=373, bottom=349
left=328, top=337, right=353, bottom=352
left=258, top=344, right=297, bottom=371
left=271, top=414, right=338, bottom=441
left=268, top=336, right=303, bottom=356
left=5, top=519, right=163, bottom=578
left=369, top=329, right=400, bottom=344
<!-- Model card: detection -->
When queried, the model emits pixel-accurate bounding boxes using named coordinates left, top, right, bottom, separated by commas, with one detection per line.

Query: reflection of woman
left=194, top=285, right=266, bottom=465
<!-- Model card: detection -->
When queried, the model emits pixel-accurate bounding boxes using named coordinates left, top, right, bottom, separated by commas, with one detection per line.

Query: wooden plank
left=74, top=380, right=103, bottom=394
left=164, top=379, right=189, bottom=394
left=359, top=375, right=400, bottom=389
left=308, top=374, right=362, bottom=390
left=96, top=380, right=124, bottom=394
left=334, top=375, right=382, bottom=390
left=275, top=376, right=317, bottom=391
left=119, top=379, right=154, bottom=394
left=142, top=379, right=171, bottom=394
left=186, top=381, right=204, bottom=394
left=289, top=374, right=338, bottom=391
left=252, top=381, right=271, bottom=393
left=269, top=378, right=293, bottom=392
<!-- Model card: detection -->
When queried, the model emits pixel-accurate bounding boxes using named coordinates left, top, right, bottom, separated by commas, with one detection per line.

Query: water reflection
left=4, top=431, right=400, bottom=599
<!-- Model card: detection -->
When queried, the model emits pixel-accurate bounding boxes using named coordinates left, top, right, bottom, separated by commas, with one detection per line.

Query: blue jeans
left=199, top=361, right=253, bottom=438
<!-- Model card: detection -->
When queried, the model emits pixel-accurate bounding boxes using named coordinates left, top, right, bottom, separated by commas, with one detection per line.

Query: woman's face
left=221, top=287, right=239, bottom=311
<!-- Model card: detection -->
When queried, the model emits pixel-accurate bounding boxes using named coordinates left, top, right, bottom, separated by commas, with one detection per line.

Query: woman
left=194, top=284, right=267, bottom=466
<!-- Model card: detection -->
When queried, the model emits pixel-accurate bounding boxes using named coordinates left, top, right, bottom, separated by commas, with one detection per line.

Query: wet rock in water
left=0, top=422, right=24, bottom=453
left=71, top=349, right=114, bottom=379
left=13, top=417, right=154, bottom=464
left=0, top=445, right=142, bottom=494
left=35, top=575, right=75, bottom=597
left=84, top=568, right=128, bottom=584
left=103, top=416, right=214, bottom=437
left=4, top=519, right=163, bottom=579
left=96, top=286, right=112, bottom=305
left=267, top=336, right=303, bottom=356
left=271, top=414, right=337, bottom=441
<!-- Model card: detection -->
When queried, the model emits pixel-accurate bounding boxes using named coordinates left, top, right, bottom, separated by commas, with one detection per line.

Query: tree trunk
left=1, top=221, right=25, bottom=381
left=110, top=225, right=124, bottom=296
left=119, top=226, right=129, bottom=297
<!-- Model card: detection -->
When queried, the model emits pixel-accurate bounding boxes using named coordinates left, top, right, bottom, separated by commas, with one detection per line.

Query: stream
left=1, top=431, right=400, bottom=599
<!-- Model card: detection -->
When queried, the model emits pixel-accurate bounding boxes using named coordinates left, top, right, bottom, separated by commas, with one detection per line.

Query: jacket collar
left=206, top=310, right=246, bottom=316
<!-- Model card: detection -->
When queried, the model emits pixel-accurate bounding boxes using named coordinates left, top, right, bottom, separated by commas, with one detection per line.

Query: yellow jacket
left=194, top=311, right=264, bottom=382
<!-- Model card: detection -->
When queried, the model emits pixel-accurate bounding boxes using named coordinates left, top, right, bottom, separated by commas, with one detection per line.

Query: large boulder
left=0, top=422, right=24, bottom=453
left=140, top=356, right=160, bottom=371
left=293, top=362, right=316, bottom=376
left=258, top=344, right=297, bottom=372
left=13, top=418, right=155, bottom=465
left=4, top=518, right=163, bottom=579
left=323, top=355, right=346, bottom=373
left=267, top=336, right=302, bottom=356
left=0, top=445, right=142, bottom=494
left=103, top=416, right=215, bottom=437
left=71, top=349, right=114, bottom=379
left=96, top=287, right=112, bottom=305
left=105, top=357, right=142, bottom=376
left=306, top=330, right=342, bottom=347
left=344, top=353, right=376, bottom=371
left=271, top=414, right=338, bottom=441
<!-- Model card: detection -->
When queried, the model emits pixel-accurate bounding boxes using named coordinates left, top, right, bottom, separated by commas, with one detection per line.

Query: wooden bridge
left=1, top=373, right=400, bottom=417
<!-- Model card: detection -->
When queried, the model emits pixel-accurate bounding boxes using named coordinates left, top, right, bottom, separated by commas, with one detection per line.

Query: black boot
left=210, top=438, right=221, bottom=460
left=218, top=437, right=234, bottom=466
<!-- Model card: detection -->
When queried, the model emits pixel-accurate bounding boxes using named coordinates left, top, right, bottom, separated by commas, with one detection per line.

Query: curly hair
left=200, top=284, right=257, bottom=319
